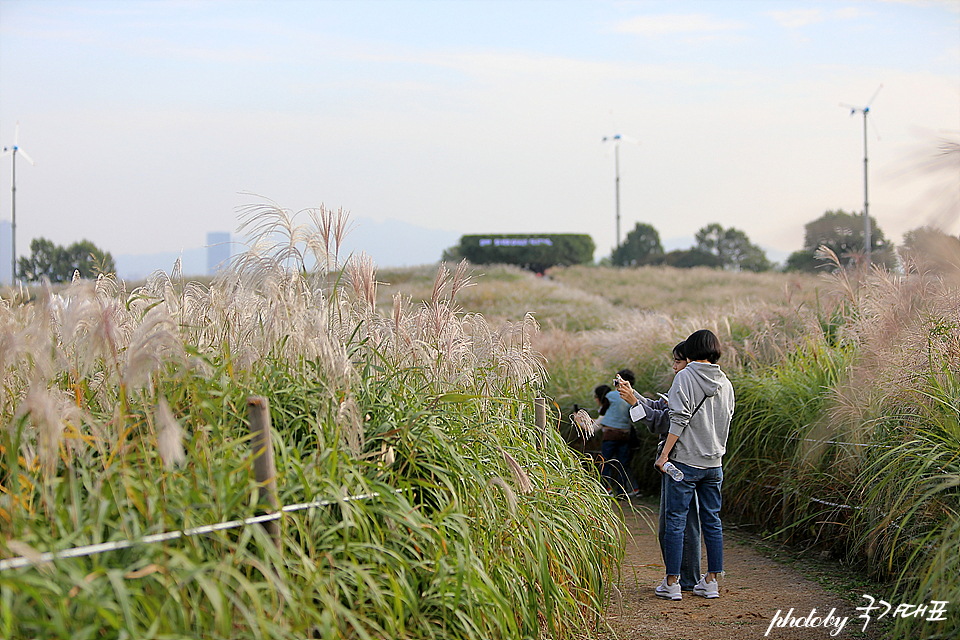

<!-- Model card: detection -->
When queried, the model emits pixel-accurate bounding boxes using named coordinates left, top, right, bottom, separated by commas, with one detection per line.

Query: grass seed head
left=156, top=397, right=186, bottom=470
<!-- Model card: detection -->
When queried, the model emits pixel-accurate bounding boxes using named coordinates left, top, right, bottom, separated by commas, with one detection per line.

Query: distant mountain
left=115, top=218, right=460, bottom=280
left=339, top=218, right=459, bottom=267
left=115, top=248, right=206, bottom=280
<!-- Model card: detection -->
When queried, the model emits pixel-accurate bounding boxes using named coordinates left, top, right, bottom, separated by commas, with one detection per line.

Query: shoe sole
left=693, top=590, right=719, bottom=599
left=655, top=591, right=682, bottom=601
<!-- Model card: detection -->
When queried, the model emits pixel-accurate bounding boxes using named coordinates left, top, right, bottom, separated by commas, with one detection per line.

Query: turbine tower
left=1, top=123, right=36, bottom=284
left=602, top=133, right=640, bottom=249
left=840, top=84, right=882, bottom=266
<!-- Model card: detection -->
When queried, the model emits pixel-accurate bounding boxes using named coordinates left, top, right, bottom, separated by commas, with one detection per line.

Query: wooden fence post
left=247, top=396, right=281, bottom=549
left=535, top=397, right=547, bottom=449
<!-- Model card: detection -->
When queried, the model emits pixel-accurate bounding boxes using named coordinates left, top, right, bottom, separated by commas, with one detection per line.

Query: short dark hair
left=672, top=341, right=687, bottom=361
left=684, top=329, right=722, bottom=363
left=616, top=368, right=636, bottom=384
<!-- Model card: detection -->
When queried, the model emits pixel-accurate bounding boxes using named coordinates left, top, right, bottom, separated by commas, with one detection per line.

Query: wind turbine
left=840, top=84, right=882, bottom=266
left=1, top=123, right=35, bottom=285
left=601, top=133, right=640, bottom=248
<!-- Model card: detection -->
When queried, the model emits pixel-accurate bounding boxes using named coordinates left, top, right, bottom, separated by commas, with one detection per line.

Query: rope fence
left=1, top=396, right=552, bottom=574
left=0, top=490, right=397, bottom=572
left=771, top=432, right=892, bottom=449
left=739, top=477, right=861, bottom=509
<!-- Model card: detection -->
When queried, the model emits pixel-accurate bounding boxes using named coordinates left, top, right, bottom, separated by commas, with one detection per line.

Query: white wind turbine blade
left=865, top=83, right=883, bottom=109
left=602, top=133, right=640, bottom=158
left=839, top=102, right=861, bottom=115
left=17, top=147, right=35, bottom=165
left=601, top=134, right=616, bottom=158
left=6, top=122, right=35, bottom=163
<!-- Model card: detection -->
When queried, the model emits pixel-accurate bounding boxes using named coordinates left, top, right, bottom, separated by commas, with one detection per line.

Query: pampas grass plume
left=497, top=444, right=533, bottom=494
left=486, top=476, right=519, bottom=516
left=156, top=397, right=186, bottom=469
left=571, top=409, right=598, bottom=438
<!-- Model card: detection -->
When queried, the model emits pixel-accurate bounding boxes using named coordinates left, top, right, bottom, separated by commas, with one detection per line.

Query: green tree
left=18, top=237, right=116, bottom=283
left=611, top=222, right=663, bottom=267
left=645, top=248, right=724, bottom=269
left=440, top=244, right=463, bottom=263
left=785, top=210, right=895, bottom=272
left=694, top=223, right=771, bottom=272
left=902, top=226, right=960, bottom=272
left=452, top=234, right=595, bottom=273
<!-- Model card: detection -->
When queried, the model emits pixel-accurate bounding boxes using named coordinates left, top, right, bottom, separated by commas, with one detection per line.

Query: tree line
left=17, top=237, right=116, bottom=283
left=13, top=210, right=958, bottom=283
left=613, top=210, right=954, bottom=273
left=610, top=221, right=772, bottom=271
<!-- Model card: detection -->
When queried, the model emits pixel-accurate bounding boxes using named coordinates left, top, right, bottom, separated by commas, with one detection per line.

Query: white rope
left=774, top=433, right=891, bottom=449
left=0, top=490, right=396, bottom=572
left=808, top=496, right=861, bottom=510
left=740, top=477, right=861, bottom=511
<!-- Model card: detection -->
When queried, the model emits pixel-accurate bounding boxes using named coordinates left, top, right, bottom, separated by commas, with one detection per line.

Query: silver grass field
left=1, top=201, right=958, bottom=640
left=380, top=244, right=959, bottom=640
left=0, top=203, right=621, bottom=639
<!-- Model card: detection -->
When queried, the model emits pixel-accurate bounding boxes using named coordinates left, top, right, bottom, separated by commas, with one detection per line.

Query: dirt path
left=596, top=500, right=890, bottom=640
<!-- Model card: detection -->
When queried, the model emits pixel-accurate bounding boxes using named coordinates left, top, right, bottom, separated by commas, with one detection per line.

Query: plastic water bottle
left=662, top=462, right=684, bottom=482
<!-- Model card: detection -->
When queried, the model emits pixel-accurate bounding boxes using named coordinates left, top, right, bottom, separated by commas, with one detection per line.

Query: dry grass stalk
left=486, top=476, right=519, bottom=515
left=156, top=396, right=186, bottom=470
left=571, top=409, right=599, bottom=438
left=348, top=253, right=378, bottom=313
left=0, top=201, right=552, bottom=495
left=496, top=444, right=533, bottom=494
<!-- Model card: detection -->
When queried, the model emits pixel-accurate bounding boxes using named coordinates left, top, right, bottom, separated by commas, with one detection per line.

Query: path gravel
left=596, top=501, right=890, bottom=640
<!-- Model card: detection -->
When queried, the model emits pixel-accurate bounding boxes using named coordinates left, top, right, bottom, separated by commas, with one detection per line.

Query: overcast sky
left=1, top=0, right=957, bottom=270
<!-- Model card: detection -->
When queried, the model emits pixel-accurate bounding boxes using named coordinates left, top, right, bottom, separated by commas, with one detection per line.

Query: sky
left=0, top=0, right=958, bottom=275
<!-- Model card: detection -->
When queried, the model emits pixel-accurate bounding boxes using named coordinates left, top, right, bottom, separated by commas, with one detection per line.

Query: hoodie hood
left=684, top=361, right=724, bottom=397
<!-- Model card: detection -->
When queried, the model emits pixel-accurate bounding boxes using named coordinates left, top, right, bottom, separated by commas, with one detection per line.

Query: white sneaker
left=693, top=575, right=720, bottom=599
left=655, top=577, right=682, bottom=601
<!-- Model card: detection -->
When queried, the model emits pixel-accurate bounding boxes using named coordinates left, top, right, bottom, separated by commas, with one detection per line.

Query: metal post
left=614, top=144, right=620, bottom=248
left=862, top=110, right=871, bottom=267
left=11, top=150, right=16, bottom=284
left=247, top=396, right=281, bottom=549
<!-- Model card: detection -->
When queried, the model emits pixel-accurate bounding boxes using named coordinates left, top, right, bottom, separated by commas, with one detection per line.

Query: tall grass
left=377, top=263, right=627, bottom=332
left=0, top=202, right=620, bottom=639
left=507, top=248, right=959, bottom=639
left=546, top=264, right=821, bottom=317
left=722, top=253, right=959, bottom=640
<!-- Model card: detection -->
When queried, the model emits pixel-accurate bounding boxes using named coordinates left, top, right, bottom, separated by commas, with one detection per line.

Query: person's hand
left=654, top=454, right=668, bottom=473
left=617, top=379, right=638, bottom=405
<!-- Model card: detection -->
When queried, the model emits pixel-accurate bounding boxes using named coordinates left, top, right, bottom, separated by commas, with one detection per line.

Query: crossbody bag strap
left=689, top=394, right=708, bottom=419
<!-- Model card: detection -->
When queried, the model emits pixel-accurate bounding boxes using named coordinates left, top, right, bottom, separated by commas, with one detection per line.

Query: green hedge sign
left=455, top=234, right=595, bottom=273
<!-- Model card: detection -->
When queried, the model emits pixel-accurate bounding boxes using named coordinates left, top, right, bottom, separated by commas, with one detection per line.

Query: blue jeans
left=601, top=440, right=636, bottom=495
left=662, top=462, right=723, bottom=576
left=659, top=473, right=701, bottom=590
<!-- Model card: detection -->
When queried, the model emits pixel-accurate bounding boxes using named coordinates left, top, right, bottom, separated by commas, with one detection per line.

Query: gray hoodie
left=667, top=361, right=735, bottom=468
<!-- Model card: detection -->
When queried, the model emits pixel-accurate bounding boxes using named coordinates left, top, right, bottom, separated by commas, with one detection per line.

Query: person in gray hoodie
left=617, top=340, right=702, bottom=592
left=653, top=329, right=735, bottom=601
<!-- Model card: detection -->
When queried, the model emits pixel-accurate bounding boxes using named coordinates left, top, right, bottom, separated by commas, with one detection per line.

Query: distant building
left=206, top=232, right=231, bottom=275
left=0, top=221, right=11, bottom=285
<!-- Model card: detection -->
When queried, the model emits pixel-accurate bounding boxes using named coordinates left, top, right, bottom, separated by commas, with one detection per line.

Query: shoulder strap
left=689, top=394, right=709, bottom=419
